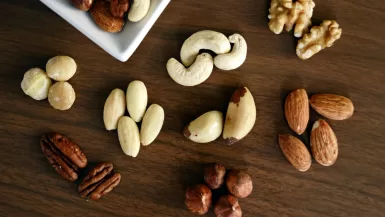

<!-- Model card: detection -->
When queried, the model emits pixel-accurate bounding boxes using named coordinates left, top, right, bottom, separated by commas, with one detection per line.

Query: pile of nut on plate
left=71, top=0, right=150, bottom=33
left=20, top=0, right=350, bottom=216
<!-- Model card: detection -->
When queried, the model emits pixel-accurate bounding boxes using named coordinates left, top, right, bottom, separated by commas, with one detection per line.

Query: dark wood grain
left=1, top=0, right=385, bottom=216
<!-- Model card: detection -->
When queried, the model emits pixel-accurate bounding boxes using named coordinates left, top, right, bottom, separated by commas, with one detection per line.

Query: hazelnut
left=48, top=82, right=76, bottom=111
left=185, top=184, right=212, bottom=215
left=71, top=0, right=94, bottom=11
left=21, top=68, right=52, bottom=100
left=226, top=170, right=253, bottom=198
left=214, top=195, right=242, bottom=217
left=46, top=56, right=77, bottom=81
left=204, top=163, right=226, bottom=189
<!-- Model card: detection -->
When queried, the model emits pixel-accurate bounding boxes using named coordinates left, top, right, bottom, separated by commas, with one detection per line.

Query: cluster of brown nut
left=72, top=0, right=153, bottom=33
left=185, top=163, right=253, bottom=216
left=71, top=0, right=128, bottom=33
left=21, top=56, right=78, bottom=111
left=279, top=89, right=354, bottom=171
left=268, top=0, right=342, bottom=59
left=40, top=132, right=121, bottom=200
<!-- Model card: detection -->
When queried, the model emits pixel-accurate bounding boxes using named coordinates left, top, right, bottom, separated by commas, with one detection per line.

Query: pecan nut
left=40, top=132, right=87, bottom=182
left=78, top=162, right=121, bottom=200
left=110, top=0, right=129, bottom=18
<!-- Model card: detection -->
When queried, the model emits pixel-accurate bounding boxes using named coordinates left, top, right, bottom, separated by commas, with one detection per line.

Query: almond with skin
left=90, top=0, right=125, bottom=33
left=278, top=134, right=311, bottom=172
left=310, top=119, right=338, bottom=166
left=285, top=89, right=309, bottom=135
left=310, top=94, right=354, bottom=120
left=223, top=87, right=256, bottom=145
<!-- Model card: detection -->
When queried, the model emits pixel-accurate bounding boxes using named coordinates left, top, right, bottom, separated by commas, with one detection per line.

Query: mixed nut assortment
left=103, top=80, right=164, bottom=157
left=268, top=0, right=342, bottom=59
left=40, top=132, right=121, bottom=200
left=167, top=30, right=248, bottom=86
left=185, top=163, right=253, bottom=216
left=21, top=56, right=77, bottom=111
left=184, top=86, right=256, bottom=145
left=71, top=0, right=150, bottom=33
left=21, top=0, right=355, bottom=215
left=279, top=89, right=354, bottom=171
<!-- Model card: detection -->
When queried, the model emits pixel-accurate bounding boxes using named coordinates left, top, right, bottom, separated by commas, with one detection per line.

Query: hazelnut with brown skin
left=226, top=170, right=253, bottom=198
left=185, top=184, right=212, bottom=215
left=204, top=163, right=226, bottom=189
left=214, top=195, right=242, bottom=217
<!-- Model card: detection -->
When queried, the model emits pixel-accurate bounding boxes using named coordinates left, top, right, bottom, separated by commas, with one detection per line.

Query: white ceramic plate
left=40, top=0, right=170, bottom=62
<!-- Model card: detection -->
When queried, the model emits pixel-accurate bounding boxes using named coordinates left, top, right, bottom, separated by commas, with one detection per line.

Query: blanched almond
left=117, top=116, right=140, bottom=157
left=140, top=104, right=165, bottom=146
left=103, top=88, right=126, bottom=131
left=126, top=80, right=148, bottom=122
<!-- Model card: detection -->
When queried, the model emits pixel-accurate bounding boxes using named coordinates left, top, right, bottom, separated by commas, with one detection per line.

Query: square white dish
left=40, top=0, right=170, bottom=62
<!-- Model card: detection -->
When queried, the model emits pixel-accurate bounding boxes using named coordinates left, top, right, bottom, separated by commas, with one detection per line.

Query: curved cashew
left=167, top=53, right=214, bottom=86
left=180, top=30, right=231, bottom=67
left=214, top=34, right=247, bottom=70
left=128, top=0, right=150, bottom=22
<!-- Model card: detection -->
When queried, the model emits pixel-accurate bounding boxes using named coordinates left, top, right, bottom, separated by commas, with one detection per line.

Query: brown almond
left=310, top=94, right=354, bottom=120
left=90, top=0, right=125, bottom=33
left=310, top=120, right=338, bottom=166
left=284, top=89, right=309, bottom=135
left=278, top=134, right=311, bottom=172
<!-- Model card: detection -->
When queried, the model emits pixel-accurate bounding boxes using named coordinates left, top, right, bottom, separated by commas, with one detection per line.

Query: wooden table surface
left=1, top=0, right=385, bottom=216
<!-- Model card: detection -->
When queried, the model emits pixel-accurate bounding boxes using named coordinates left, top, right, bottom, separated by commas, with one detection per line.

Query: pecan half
left=110, top=0, right=129, bottom=18
left=40, top=132, right=87, bottom=181
left=78, top=162, right=121, bottom=200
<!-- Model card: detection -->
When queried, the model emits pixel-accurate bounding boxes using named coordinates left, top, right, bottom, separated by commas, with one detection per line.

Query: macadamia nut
left=48, top=82, right=76, bottom=110
left=21, top=68, right=52, bottom=100
left=46, top=56, right=77, bottom=81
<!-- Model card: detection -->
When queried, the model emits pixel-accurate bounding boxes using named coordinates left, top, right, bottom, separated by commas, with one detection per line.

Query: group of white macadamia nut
left=268, top=0, right=342, bottom=59
left=103, top=80, right=164, bottom=158
left=21, top=56, right=77, bottom=110
left=167, top=30, right=248, bottom=86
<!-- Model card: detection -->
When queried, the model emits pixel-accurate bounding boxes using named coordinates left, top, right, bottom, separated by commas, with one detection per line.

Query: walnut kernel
left=296, top=20, right=342, bottom=59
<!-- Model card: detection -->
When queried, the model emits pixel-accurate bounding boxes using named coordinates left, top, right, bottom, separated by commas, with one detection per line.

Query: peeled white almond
left=183, top=111, right=223, bottom=143
left=126, top=80, right=148, bottom=122
left=117, top=116, right=140, bottom=157
left=140, top=104, right=165, bottom=146
left=103, top=88, right=126, bottom=131
left=223, top=87, right=256, bottom=144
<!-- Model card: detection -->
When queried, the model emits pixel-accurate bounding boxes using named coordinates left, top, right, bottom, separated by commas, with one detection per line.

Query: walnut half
left=296, top=20, right=342, bottom=60
left=268, top=0, right=315, bottom=38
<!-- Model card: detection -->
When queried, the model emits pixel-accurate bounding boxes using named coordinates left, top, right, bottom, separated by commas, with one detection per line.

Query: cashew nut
left=128, top=0, right=150, bottom=22
left=167, top=53, right=214, bottom=86
left=214, top=34, right=247, bottom=70
left=180, top=30, right=231, bottom=67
